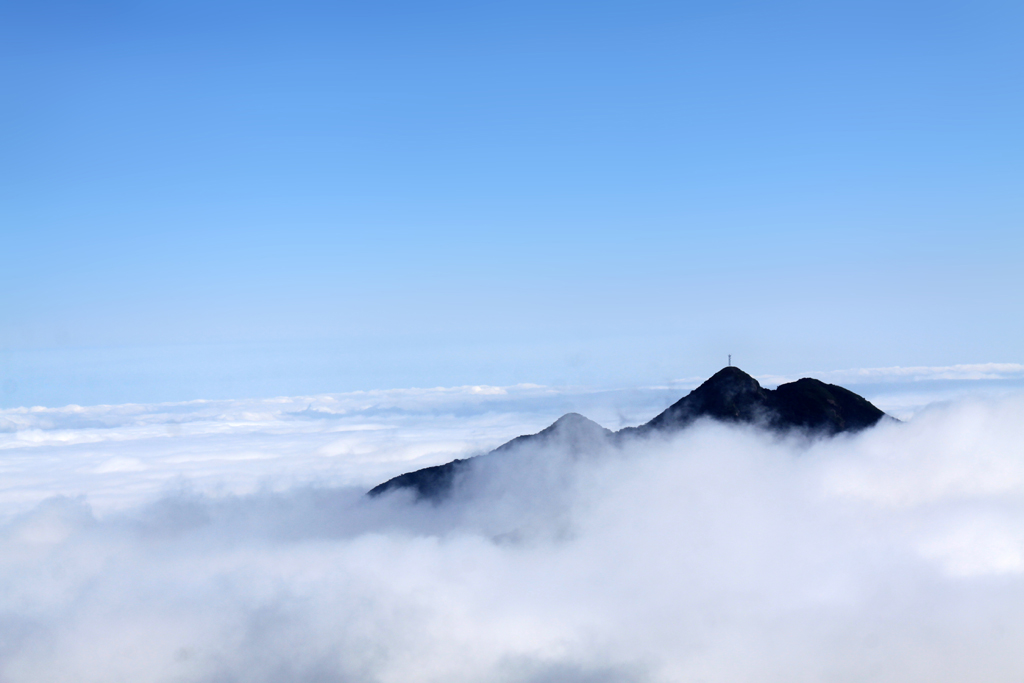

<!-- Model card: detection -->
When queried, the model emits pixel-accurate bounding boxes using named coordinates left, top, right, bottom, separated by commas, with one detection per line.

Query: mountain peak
left=643, top=366, right=768, bottom=431
left=551, top=412, right=593, bottom=426
left=694, top=366, right=763, bottom=395
left=491, top=411, right=612, bottom=456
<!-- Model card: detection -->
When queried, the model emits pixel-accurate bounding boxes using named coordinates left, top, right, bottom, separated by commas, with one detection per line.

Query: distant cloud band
left=759, top=363, right=1024, bottom=386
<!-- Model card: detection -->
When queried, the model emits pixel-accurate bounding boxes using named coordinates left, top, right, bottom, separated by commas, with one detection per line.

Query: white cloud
left=0, top=382, right=677, bottom=518
left=0, top=389, right=1023, bottom=681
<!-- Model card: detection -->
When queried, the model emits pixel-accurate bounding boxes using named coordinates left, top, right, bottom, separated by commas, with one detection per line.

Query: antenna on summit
left=728, top=354, right=732, bottom=367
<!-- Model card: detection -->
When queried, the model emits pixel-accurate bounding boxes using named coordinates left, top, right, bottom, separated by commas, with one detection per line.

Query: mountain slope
left=367, top=412, right=610, bottom=500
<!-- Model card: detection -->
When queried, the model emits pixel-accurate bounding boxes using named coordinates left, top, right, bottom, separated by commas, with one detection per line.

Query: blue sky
left=2, top=0, right=1022, bottom=407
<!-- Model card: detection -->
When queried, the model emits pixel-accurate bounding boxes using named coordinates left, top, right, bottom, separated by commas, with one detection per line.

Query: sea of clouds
left=1, top=373, right=1024, bottom=682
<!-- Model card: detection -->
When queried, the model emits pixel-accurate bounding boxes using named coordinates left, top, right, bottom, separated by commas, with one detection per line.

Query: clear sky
left=2, top=0, right=1022, bottom=407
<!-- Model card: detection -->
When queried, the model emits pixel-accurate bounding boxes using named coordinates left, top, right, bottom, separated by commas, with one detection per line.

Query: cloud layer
left=0, top=381, right=731, bottom=519
left=1, top=387, right=1024, bottom=682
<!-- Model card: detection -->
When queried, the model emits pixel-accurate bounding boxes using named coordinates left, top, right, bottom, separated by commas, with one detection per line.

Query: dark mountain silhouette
left=368, top=367, right=887, bottom=501
left=621, top=366, right=886, bottom=436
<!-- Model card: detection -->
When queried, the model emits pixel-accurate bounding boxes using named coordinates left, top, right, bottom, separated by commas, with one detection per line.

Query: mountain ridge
left=367, top=367, right=888, bottom=501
